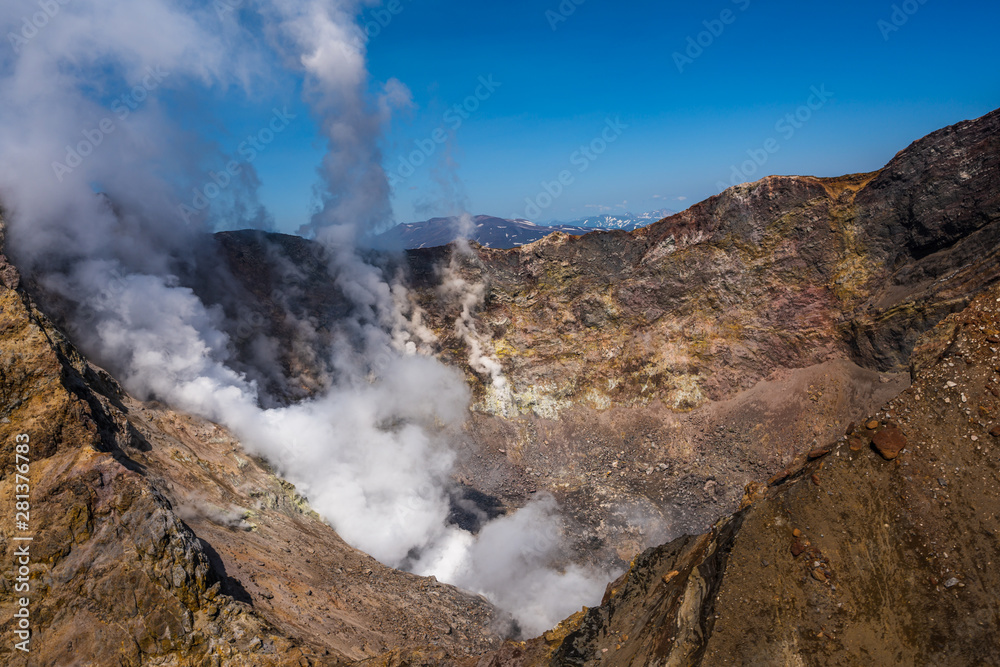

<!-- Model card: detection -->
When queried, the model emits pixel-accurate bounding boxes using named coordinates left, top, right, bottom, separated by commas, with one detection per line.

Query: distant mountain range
left=551, top=209, right=676, bottom=231
left=369, top=210, right=675, bottom=250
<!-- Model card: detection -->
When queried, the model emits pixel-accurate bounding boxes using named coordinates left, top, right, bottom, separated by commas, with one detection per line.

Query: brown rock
left=866, top=420, right=881, bottom=430
left=768, top=469, right=791, bottom=486
left=791, top=540, right=807, bottom=558
left=849, top=437, right=865, bottom=451
left=872, top=427, right=908, bottom=460
left=808, top=447, right=831, bottom=460
left=811, top=474, right=821, bottom=486
left=792, top=529, right=802, bottom=538
left=990, top=426, right=1000, bottom=438
left=811, top=569, right=828, bottom=583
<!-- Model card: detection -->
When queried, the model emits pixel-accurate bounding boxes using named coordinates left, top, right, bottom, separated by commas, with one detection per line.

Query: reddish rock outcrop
left=872, top=426, right=908, bottom=460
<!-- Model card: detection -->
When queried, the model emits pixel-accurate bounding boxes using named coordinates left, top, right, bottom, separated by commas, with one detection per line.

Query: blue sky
left=248, top=0, right=1000, bottom=230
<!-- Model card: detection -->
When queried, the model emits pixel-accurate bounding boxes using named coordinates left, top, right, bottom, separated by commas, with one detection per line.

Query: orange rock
left=873, top=427, right=907, bottom=460
left=866, top=420, right=880, bottom=430
left=848, top=437, right=865, bottom=451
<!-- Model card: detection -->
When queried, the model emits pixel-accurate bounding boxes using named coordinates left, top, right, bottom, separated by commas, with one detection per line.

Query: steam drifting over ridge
left=0, top=0, right=608, bottom=635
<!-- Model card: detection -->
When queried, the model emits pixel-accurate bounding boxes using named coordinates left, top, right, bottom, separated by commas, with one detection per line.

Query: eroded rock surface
left=480, top=280, right=1000, bottom=666
left=209, top=109, right=1000, bottom=572
left=0, top=236, right=502, bottom=666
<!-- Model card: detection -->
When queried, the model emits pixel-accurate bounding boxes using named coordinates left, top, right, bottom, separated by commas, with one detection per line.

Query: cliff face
left=492, top=278, right=1000, bottom=667
left=212, top=103, right=1000, bottom=422
left=437, top=108, right=1000, bottom=417
left=0, top=235, right=502, bottom=666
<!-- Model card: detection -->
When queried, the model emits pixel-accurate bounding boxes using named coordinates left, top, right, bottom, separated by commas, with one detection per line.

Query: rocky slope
left=483, top=276, right=1000, bottom=666
left=350, top=248, right=1000, bottom=667
left=344, top=108, right=1000, bottom=667
left=210, top=109, right=999, bottom=575
left=0, top=231, right=503, bottom=666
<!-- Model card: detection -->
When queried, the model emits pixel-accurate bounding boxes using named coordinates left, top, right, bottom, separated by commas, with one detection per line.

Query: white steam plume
left=439, top=214, right=507, bottom=388
left=260, top=0, right=411, bottom=237
left=0, top=0, right=609, bottom=635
